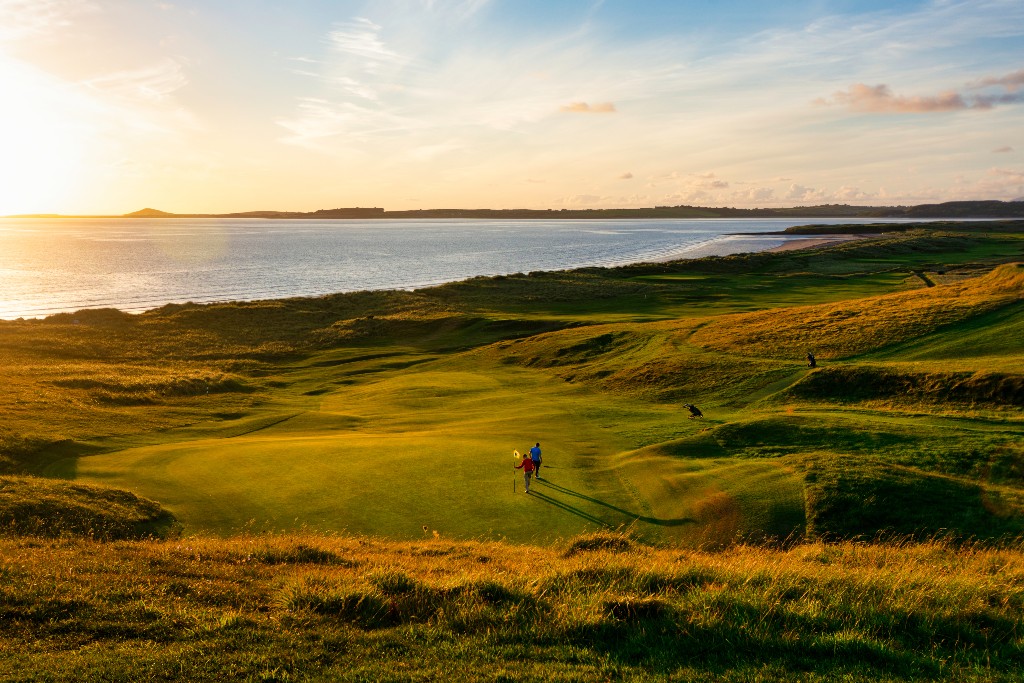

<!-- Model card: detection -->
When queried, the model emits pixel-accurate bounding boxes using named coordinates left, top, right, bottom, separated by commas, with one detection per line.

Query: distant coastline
left=8, top=199, right=1024, bottom=221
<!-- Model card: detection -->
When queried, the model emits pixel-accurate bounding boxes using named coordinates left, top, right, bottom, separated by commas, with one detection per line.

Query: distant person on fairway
left=530, top=443, right=542, bottom=479
left=683, top=403, right=703, bottom=419
left=515, top=453, right=536, bottom=493
left=807, top=352, right=817, bottom=368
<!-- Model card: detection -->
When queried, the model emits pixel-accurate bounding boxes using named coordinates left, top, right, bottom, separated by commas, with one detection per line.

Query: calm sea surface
left=0, top=216, right=914, bottom=319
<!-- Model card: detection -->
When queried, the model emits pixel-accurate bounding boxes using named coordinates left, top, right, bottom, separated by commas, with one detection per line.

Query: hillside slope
left=0, top=234, right=1020, bottom=544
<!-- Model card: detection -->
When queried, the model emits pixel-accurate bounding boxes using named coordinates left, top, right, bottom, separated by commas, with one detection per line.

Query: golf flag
left=513, top=450, right=519, bottom=492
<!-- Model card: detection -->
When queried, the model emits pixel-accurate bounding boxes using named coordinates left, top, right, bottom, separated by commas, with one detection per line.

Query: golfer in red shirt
left=515, top=454, right=535, bottom=493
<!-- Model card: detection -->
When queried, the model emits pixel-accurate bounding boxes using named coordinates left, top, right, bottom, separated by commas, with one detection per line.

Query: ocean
left=0, top=216, right=901, bottom=319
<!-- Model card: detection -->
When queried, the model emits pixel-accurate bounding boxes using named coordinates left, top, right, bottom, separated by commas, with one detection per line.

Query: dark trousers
left=532, top=460, right=541, bottom=477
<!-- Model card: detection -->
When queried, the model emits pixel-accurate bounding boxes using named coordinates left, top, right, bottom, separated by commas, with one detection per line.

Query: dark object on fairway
left=807, top=352, right=817, bottom=368
left=683, top=403, right=703, bottom=419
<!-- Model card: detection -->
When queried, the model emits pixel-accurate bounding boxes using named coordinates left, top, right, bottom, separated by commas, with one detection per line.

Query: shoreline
left=0, top=231, right=876, bottom=320
left=765, top=234, right=871, bottom=252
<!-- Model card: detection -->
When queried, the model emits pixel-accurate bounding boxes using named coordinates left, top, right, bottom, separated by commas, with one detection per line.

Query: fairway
left=56, top=356, right=805, bottom=544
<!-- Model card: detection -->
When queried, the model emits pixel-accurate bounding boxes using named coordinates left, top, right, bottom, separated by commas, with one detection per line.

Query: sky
left=0, top=0, right=1022, bottom=215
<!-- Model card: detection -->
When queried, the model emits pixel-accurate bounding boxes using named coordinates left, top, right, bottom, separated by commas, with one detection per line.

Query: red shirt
left=516, top=457, right=535, bottom=473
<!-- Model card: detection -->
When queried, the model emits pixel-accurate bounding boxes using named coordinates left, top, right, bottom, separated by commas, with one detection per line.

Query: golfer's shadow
left=532, top=479, right=695, bottom=527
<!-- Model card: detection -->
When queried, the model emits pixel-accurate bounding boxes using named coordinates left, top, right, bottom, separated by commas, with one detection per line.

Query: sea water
left=0, top=216, right=905, bottom=319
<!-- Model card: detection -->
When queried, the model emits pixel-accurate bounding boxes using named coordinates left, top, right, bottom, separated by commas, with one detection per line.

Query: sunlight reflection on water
left=0, top=217, right=909, bottom=319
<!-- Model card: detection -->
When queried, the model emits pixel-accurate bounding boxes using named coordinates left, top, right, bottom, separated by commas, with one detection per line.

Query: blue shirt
left=530, top=446, right=541, bottom=461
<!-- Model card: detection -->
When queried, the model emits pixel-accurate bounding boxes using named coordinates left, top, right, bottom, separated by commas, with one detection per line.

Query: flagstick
left=513, top=450, right=518, bottom=493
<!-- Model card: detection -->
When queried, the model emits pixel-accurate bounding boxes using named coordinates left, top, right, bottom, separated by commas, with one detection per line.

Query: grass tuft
left=563, top=530, right=637, bottom=556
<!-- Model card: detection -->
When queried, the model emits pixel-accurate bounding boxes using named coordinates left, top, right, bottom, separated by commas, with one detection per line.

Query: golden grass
left=2, top=532, right=1022, bottom=681
left=689, top=263, right=1024, bottom=359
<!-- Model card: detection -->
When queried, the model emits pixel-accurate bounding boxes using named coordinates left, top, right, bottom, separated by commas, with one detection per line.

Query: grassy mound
left=2, top=533, right=1022, bottom=681
left=0, top=476, right=178, bottom=540
left=689, top=263, right=1024, bottom=360
left=786, top=365, right=1024, bottom=406
left=799, top=453, right=1024, bottom=541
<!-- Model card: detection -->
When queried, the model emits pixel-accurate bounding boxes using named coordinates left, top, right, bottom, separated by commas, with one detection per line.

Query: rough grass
left=689, top=263, right=1024, bottom=360
left=796, top=452, right=1024, bottom=541
left=784, top=364, right=1024, bottom=406
left=1, top=533, right=1022, bottom=681
left=0, top=476, right=178, bottom=540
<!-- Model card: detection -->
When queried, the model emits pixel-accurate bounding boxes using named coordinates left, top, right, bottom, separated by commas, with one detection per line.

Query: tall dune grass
left=1, top=532, right=1021, bottom=681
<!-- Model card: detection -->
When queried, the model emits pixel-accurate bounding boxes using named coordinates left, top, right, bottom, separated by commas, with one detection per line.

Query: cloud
left=736, top=187, right=774, bottom=203
left=560, top=101, right=616, bottom=113
left=822, top=69, right=1024, bottom=114
left=277, top=97, right=386, bottom=144
left=82, top=59, right=188, bottom=104
left=823, top=83, right=969, bottom=113
left=942, top=167, right=1024, bottom=201
left=993, top=146, right=1014, bottom=153
left=329, top=18, right=407, bottom=66
left=420, top=0, right=493, bottom=20
left=834, top=185, right=874, bottom=201
left=992, top=168, right=1024, bottom=182
left=0, top=0, right=97, bottom=42
left=784, top=184, right=827, bottom=202
left=619, top=172, right=633, bottom=180
left=556, top=193, right=613, bottom=206
left=970, top=68, right=1024, bottom=92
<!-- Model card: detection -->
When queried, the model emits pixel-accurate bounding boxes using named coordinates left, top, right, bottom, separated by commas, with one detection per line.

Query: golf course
left=1, top=222, right=1023, bottom=681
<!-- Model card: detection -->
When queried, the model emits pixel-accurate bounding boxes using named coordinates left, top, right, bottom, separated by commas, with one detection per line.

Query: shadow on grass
left=534, top=479, right=695, bottom=528
left=528, top=491, right=610, bottom=527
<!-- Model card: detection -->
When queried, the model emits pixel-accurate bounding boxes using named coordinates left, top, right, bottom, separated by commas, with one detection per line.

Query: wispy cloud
left=277, top=97, right=412, bottom=146
left=560, top=101, right=616, bottom=113
left=993, top=146, right=1014, bottom=153
left=0, top=0, right=97, bottom=42
left=328, top=18, right=408, bottom=66
left=419, top=0, right=493, bottom=21
left=82, top=59, right=188, bottom=104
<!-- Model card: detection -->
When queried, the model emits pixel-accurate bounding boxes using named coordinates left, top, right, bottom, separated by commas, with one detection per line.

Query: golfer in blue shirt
left=530, top=443, right=542, bottom=479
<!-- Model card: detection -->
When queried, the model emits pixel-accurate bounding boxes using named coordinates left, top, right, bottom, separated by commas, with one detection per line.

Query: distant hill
left=111, top=200, right=1024, bottom=220
left=870, top=200, right=1024, bottom=218
left=124, top=208, right=179, bottom=218
left=10, top=200, right=1024, bottom=220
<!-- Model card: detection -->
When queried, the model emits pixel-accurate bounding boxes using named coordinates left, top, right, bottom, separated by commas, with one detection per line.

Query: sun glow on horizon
left=0, top=58, right=85, bottom=215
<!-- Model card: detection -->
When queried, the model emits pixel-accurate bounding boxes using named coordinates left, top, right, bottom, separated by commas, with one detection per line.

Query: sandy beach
left=767, top=234, right=871, bottom=252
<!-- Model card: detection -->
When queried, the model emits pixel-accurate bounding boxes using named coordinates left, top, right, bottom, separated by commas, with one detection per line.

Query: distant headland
left=10, top=199, right=1024, bottom=220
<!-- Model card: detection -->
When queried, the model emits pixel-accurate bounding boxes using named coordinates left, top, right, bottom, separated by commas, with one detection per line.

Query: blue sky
left=0, top=0, right=1021, bottom=213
